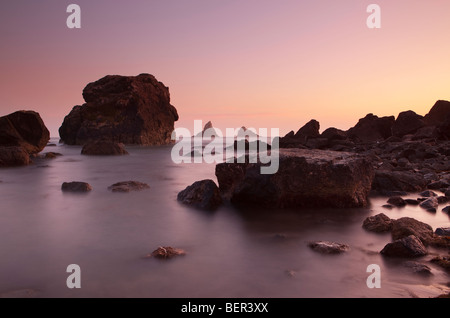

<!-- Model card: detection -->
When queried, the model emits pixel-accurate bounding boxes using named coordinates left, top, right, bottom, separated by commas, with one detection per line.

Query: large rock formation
left=59, top=74, right=179, bottom=145
left=424, top=100, right=450, bottom=126
left=279, top=119, right=320, bottom=148
left=0, top=110, right=50, bottom=166
left=215, top=149, right=374, bottom=208
left=0, top=111, right=50, bottom=154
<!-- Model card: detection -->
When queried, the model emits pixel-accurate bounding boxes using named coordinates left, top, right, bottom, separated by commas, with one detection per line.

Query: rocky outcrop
left=380, top=235, right=428, bottom=258
left=177, top=179, right=222, bottom=210
left=424, top=100, right=450, bottom=126
left=279, top=120, right=320, bottom=148
left=0, top=111, right=50, bottom=166
left=59, top=74, right=179, bottom=146
left=308, top=241, right=349, bottom=254
left=61, top=182, right=93, bottom=193
left=362, top=213, right=393, bottom=232
left=215, top=149, right=374, bottom=208
left=392, top=111, right=425, bottom=137
left=347, top=114, right=395, bottom=143
left=81, top=141, right=129, bottom=156
left=108, top=181, right=150, bottom=192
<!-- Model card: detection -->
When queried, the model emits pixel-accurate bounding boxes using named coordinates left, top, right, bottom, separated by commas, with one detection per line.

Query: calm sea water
left=0, top=138, right=449, bottom=298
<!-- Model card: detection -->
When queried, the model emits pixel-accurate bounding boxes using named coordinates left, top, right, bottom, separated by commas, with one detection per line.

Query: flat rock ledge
left=108, top=181, right=150, bottom=192
left=215, top=149, right=374, bottom=209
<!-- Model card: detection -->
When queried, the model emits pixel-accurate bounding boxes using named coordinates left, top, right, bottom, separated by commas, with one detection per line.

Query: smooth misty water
left=0, top=139, right=449, bottom=298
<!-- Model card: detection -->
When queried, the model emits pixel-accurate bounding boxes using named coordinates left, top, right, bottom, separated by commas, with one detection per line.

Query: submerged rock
left=81, top=141, right=129, bottom=156
left=362, top=213, right=393, bottom=233
left=177, top=179, right=222, bottom=210
left=308, top=241, right=349, bottom=254
left=145, top=246, right=186, bottom=259
left=215, top=149, right=374, bottom=209
left=387, top=196, right=406, bottom=207
left=59, top=73, right=179, bottom=146
left=380, top=235, right=428, bottom=258
left=403, top=261, right=433, bottom=275
left=419, top=197, right=439, bottom=211
left=108, top=181, right=150, bottom=192
left=61, top=182, right=93, bottom=193
left=430, top=256, right=450, bottom=271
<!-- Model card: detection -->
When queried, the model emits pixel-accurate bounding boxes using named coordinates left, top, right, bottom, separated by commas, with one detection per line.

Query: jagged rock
left=308, top=241, right=349, bottom=254
left=321, top=127, right=348, bottom=140
left=177, top=179, right=222, bottom=210
left=61, top=182, right=93, bottom=192
left=347, top=113, right=395, bottom=142
left=362, top=213, right=393, bottom=232
left=380, top=235, right=428, bottom=258
left=81, top=141, right=129, bottom=156
left=108, top=181, right=150, bottom=192
left=59, top=74, right=179, bottom=145
left=419, top=197, right=439, bottom=211
left=215, top=149, right=374, bottom=208
left=393, top=111, right=425, bottom=137
left=424, top=100, right=450, bottom=126
left=279, top=120, right=320, bottom=148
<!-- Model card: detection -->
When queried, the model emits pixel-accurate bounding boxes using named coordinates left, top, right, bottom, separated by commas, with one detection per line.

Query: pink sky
left=1, top=0, right=450, bottom=137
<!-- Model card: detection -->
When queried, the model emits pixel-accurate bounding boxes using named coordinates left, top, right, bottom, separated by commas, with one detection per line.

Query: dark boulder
left=59, top=74, right=179, bottom=146
left=145, top=246, right=186, bottom=259
left=380, top=235, right=428, bottom=258
left=435, top=228, right=450, bottom=236
left=0, top=110, right=50, bottom=154
left=391, top=217, right=434, bottom=245
left=177, top=179, right=222, bottom=210
left=61, top=182, right=93, bottom=193
left=423, top=100, right=450, bottom=126
left=347, top=114, right=395, bottom=143
left=0, top=146, right=30, bottom=167
left=387, top=196, right=406, bottom=207
left=279, top=120, right=320, bottom=148
left=362, top=213, right=393, bottom=233
left=419, top=197, right=439, bottom=211
left=392, top=111, right=425, bottom=137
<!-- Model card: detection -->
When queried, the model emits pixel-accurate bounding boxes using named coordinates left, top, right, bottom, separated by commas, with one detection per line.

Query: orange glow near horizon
left=1, top=1, right=450, bottom=137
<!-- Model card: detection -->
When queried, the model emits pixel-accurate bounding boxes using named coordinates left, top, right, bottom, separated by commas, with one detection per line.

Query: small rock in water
left=419, top=190, right=438, bottom=197
left=81, top=141, right=129, bottom=156
left=108, top=181, right=150, bottom=192
left=387, top=196, right=406, bottom=207
left=145, top=246, right=186, bottom=259
left=437, top=196, right=449, bottom=204
left=405, top=199, right=420, bottom=205
left=61, top=182, right=93, bottom=193
left=362, top=213, right=393, bottom=233
left=382, top=204, right=394, bottom=210
left=443, top=206, right=450, bottom=214
left=177, top=179, right=222, bottom=210
left=44, top=152, right=63, bottom=159
left=435, top=228, right=450, bottom=236
left=308, top=241, right=349, bottom=254
left=419, top=197, right=439, bottom=210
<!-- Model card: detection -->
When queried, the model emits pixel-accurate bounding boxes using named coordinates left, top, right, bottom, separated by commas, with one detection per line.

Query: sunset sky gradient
left=1, top=0, right=450, bottom=136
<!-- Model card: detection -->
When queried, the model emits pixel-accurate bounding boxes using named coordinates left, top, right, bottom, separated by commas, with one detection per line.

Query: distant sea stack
left=59, top=74, right=179, bottom=145
left=0, top=110, right=50, bottom=167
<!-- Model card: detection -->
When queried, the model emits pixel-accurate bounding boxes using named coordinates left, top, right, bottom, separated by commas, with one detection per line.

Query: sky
left=1, top=0, right=450, bottom=137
